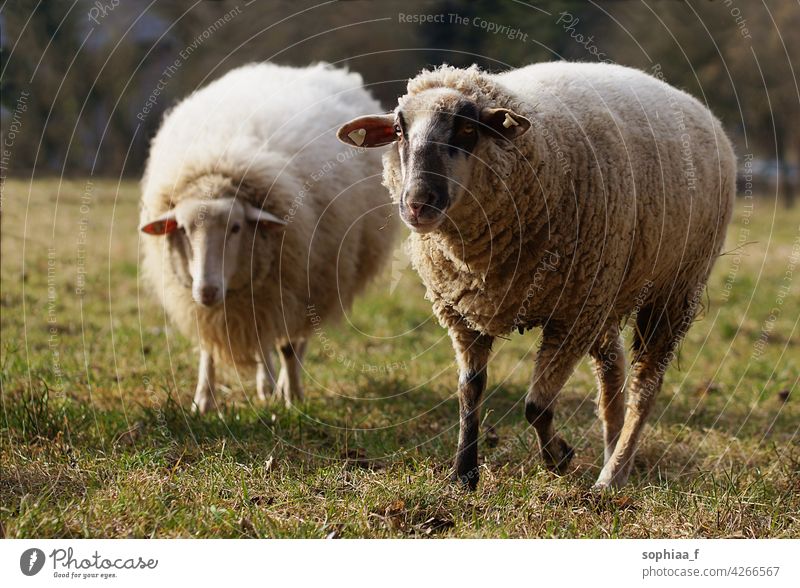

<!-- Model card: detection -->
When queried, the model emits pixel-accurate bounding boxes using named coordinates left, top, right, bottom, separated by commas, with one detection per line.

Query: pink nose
left=407, top=201, right=424, bottom=219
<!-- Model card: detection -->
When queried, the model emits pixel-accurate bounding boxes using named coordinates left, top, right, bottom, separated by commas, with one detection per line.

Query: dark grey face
left=337, top=89, right=531, bottom=234
left=395, top=89, right=483, bottom=233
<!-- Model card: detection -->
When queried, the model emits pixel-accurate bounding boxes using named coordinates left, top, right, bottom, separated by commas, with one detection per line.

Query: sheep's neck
left=429, top=183, right=556, bottom=276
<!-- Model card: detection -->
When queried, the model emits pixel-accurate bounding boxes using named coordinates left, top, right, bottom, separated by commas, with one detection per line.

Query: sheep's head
left=337, top=88, right=530, bottom=233
left=140, top=198, right=285, bottom=307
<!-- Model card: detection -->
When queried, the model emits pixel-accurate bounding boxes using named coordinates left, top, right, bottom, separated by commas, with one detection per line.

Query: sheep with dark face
left=338, top=62, right=735, bottom=490
left=140, top=62, right=396, bottom=414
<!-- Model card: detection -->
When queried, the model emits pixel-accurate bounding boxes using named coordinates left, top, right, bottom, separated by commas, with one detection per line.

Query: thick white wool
left=140, top=62, right=397, bottom=366
left=384, top=62, right=735, bottom=345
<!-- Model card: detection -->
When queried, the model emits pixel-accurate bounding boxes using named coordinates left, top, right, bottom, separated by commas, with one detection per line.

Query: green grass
left=1, top=178, right=798, bottom=538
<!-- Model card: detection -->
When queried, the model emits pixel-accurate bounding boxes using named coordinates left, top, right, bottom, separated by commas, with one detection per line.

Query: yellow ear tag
left=348, top=128, right=367, bottom=146
left=502, top=113, right=519, bottom=128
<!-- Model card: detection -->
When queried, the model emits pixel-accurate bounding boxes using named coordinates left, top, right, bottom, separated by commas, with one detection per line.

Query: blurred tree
left=602, top=0, right=798, bottom=207
left=0, top=0, right=797, bottom=209
left=719, top=0, right=799, bottom=207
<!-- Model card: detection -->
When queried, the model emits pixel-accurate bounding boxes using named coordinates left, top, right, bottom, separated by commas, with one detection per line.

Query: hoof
left=593, top=465, right=629, bottom=490
left=592, top=481, right=615, bottom=493
left=451, top=467, right=479, bottom=491
left=541, top=438, right=574, bottom=474
left=192, top=399, right=211, bottom=415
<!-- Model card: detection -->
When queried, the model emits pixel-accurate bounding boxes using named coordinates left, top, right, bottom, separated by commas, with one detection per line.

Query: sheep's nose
left=404, top=189, right=433, bottom=219
left=200, top=285, right=219, bottom=306
left=407, top=200, right=425, bottom=218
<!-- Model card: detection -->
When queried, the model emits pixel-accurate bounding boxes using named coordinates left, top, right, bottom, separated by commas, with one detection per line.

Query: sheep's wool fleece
left=141, top=63, right=395, bottom=365
left=384, top=62, right=735, bottom=340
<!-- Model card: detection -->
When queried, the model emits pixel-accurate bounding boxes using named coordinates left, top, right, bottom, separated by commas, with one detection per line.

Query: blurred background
left=2, top=2, right=799, bottom=539
left=1, top=0, right=798, bottom=207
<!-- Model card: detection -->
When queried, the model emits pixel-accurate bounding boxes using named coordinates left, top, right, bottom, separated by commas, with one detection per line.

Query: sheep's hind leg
left=255, top=347, right=276, bottom=401
left=589, top=325, right=627, bottom=463
left=595, top=291, right=701, bottom=489
left=192, top=349, right=217, bottom=415
left=525, top=330, right=586, bottom=474
left=449, top=326, right=493, bottom=490
left=275, top=340, right=306, bottom=407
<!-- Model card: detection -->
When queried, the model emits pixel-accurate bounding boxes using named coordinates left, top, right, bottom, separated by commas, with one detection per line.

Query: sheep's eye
left=230, top=223, right=241, bottom=234
left=394, top=124, right=402, bottom=138
left=460, top=123, right=476, bottom=135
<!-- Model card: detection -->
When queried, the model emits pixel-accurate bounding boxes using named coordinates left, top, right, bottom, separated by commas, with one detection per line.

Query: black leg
left=524, top=328, right=585, bottom=475
left=525, top=400, right=574, bottom=473
left=454, top=368, right=487, bottom=489
left=448, top=326, right=493, bottom=491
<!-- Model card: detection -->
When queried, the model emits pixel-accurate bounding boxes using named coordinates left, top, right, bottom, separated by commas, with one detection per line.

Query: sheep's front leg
left=255, top=348, right=276, bottom=401
left=192, top=349, right=216, bottom=415
left=450, top=326, right=493, bottom=490
left=525, top=330, right=585, bottom=473
left=275, top=340, right=306, bottom=407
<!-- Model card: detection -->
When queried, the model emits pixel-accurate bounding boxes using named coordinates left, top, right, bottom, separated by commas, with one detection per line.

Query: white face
left=173, top=199, right=246, bottom=306
left=141, top=197, right=286, bottom=307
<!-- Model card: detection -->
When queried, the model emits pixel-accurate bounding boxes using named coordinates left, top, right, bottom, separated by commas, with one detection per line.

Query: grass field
left=1, top=178, right=798, bottom=538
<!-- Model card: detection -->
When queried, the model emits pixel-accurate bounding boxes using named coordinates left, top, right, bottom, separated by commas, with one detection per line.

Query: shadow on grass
left=3, top=374, right=794, bottom=495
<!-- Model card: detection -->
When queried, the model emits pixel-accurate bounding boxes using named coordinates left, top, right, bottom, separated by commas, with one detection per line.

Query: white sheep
left=140, top=62, right=396, bottom=413
left=338, top=62, right=735, bottom=489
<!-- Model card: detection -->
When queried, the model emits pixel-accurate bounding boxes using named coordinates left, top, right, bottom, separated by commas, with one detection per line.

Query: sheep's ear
left=245, top=204, right=286, bottom=231
left=140, top=210, right=178, bottom=235
left=479, top=107, right=531, bottom=140
left=337, top=115, right=397, bottom=148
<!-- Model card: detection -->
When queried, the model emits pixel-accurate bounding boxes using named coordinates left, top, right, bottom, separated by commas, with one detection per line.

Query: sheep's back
left=413, top=62, right=735, bottom=338
left=142, top=62, right=382, bottom=210
left=495, top=62, right=735, bottom=321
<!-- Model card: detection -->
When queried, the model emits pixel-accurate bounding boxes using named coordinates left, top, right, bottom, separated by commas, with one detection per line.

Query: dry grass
left=1, top=178, right=798, bottom=538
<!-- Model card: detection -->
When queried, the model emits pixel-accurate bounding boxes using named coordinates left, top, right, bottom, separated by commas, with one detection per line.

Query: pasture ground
left=1, top=178, right=798, bottom=538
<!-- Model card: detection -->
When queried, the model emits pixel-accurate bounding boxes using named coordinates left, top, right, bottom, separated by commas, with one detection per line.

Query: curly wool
left=140, top=62, right=396, bottom=366
left=384, top=62, right=736, bottom=343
